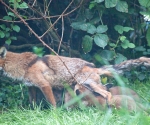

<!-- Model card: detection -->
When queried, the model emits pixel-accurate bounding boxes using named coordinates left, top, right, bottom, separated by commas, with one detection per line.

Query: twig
left=57, top=16, right=64, bottom=53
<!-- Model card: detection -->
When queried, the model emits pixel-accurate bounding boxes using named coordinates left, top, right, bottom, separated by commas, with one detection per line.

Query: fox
left=67, top=84, right=145, bottom=112
left=0, top=45, right=113, bottom=107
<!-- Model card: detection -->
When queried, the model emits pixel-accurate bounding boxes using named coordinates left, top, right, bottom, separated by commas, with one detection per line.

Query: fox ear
left=0, top=46, right=7, bottom=58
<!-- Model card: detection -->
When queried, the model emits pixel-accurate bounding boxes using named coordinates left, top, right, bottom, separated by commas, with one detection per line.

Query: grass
left=0, top=81, right=150, bottom=125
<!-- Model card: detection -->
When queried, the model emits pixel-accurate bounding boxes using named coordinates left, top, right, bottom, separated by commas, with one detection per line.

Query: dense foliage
left=0, top=0, right=150, bottom=108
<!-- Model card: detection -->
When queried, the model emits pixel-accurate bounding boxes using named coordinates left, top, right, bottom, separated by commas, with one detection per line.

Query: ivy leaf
left=18, top=2, right=28, bottom=9
left=146, top=27, right=150, bottom=46
left=82, top=35, right=93, bottom=53
left=96, top=25, right=108, bottom=33
left=114, top=25, right=124, bottom=34
left=115, top=53, right=127, bottom=64
left=105, top=0, right=118, bottom=8
left=128, top=43, right=135, bottom=48
left=12, top=25, right=20, bottom=32
left=94, top=34, right=109, bottom=48
left=116, top=1, right=128, bottom=13
left=5, top=39, right=11, bottom=45
left=0, top=30, right=5, bottom=38
left=138, top=0, right=150, bottom=7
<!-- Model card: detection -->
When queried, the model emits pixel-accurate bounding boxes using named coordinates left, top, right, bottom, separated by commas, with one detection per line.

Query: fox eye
left=75, top=90, right=80, bottom=95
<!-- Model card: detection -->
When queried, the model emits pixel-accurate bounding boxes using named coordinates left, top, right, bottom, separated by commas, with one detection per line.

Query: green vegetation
left=0, top=80, right=150, bottom=125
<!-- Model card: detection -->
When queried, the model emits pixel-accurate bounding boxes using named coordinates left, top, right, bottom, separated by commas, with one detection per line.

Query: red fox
left=69, top=84, right=144, bottom=111
left=0, top=45, right=113, bottom=107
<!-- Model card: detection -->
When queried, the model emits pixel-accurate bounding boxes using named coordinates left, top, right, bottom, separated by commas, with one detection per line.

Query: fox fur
left=0, top=46, right=112, bottom=107
left=68, top=84, right=144, bottom=111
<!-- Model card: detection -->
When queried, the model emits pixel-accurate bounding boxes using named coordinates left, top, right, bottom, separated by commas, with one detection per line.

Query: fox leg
left=28, top=86, right=37, bottom=104
left=38, top=83, right=56, bottom=107
left=83, top=83, right=112, bottom=103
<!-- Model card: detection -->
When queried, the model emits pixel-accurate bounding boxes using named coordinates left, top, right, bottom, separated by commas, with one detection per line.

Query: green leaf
left=85, top=9, right=93, bottom=20
left=96, top=25, right=108, bottom=33
left=5, top=39, right=11, bottom=45
left=5, top=32, right=10, bottom=38
left=100, top=50, right=115, bottom=61
left=114, top=25, right=124, bottom=34
left=8, top=12, right=15, bottom=17
left=121, top=39, right=129, bottom=49
left=94, top=34, right=109, bottom=48
left=135, top=46, right=146, bottom=51
left=114, top=53, right=127, bottom=64
left=71, top=22, right=84, bottom=30
left=0, top=24, right=6, bottom=30
left=94, top=54, right=108, bottom=65
left=0, top=30, right=5, bottom=38
left=116, top=1, right=128, bottom=13
left=128, top=43, right=135, bottom=48
left=94, top=0, right=104, bottom=3
left=89, top=3, right=96, bottom=9
left=12, top=25, right=20, bottom=32
left=3, top=16, right=12, bottom=21
left=80, top=23, right=89, bottom=31
left=5, top=27, right=10, bottom=32
left=105, top=0, right=118, bottom=8
left=10, top=36, right=17, bottom=40
left=120, top=36, right=126, bottom=42
left=138, top=0, right=150, bottom=7
left=82, top=35, right=93, bottom=53
left=87, top=24, right=96, bottom=34
left=123, top=27, right=134, bottom=32
left=146, top=27, right=150, bottom=46
left=18, top=2, right=28, bottom=9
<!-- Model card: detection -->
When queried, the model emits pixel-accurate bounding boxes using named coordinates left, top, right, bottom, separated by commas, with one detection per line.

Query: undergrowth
left=0, top=80, right=150, bottom=125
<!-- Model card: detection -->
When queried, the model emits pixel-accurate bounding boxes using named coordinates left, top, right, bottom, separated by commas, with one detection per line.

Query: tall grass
left=0, top=81, right=150, bottom=125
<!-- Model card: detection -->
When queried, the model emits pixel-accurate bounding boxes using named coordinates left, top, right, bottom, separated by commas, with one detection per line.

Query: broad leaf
left=5, top=39, right=11, bottom=45
left=71, top=22, right=84, bottom=30
left=5, top=32, right=10, bottom=38
left=8, top=12, right=15, bottom=17
left=12, top=25, right=20, bottom=32
left=10, top=36, right=17, bottom=40
left=114, top=25, right=124, bottom=34
left=0, top=24, right=6, bottom=30
left=128, top=43, right=135, bottom=48
left=80, top=23, right=89, bottom=31
left=105, top=0, right=118, bottom=8
left=94, top=54, right=108, bottom=65
left=18, top=2, right=28, bottom=9
left=116, top=1, right=128, bottom=13
left=82, top=35, right=93, bottom=53
left=123, top=27, right=134, bottom=32
left=121, top=39, right=129, bottom=49
left=146, top=27, right=150, bottom=46
left=135, top=46, right=146, bottom=51
left=120, top=36, right=126, bottom=42
left=3, top=16, right=12, bottom=21
left=96, top=25, right=108, bottom=33
left=0, top=30, right=5, bottom=38
left=114, top=53, right=127, bottom=64
left=87, top=24, right=96, bottom=34
left=94, top=34, right=109, bottom=48
left=100, top=50, right=115, bottom=61
left=138, top=0, right=150, bottom=7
